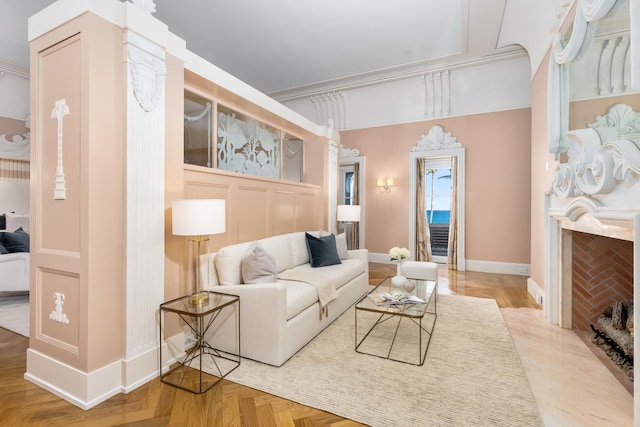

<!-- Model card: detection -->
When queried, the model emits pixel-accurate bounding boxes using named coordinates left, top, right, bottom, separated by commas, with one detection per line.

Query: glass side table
left=159, top=291, right=240, bottom=394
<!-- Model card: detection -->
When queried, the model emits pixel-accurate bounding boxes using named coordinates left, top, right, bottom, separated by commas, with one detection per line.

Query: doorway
left=409, top=148, right=465, bottom=269
left=339, top=156, right=365, bottom=249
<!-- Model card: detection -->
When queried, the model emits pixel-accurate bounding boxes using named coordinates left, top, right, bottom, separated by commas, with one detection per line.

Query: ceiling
left=1, top=0, right=526, bottom=96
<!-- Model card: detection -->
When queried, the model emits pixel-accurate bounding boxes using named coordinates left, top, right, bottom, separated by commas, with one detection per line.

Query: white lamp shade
left=337, top=204, right=361, bottom=222
left=172, top=199, right=226, bottom=236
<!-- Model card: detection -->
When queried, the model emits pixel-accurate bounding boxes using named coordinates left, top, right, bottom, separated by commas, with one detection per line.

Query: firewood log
left=611, top=301, right=626, bottom=330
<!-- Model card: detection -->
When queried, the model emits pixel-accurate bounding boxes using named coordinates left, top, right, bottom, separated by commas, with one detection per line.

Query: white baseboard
left=527, top=277, right=544, bottom=307
left=25, top=349, right=122, bottom=410
left=24, top=332, right=187, bottom=410
left=369, top=253, right=530, bottom=277
left=465, top=259, right=530, bottom=276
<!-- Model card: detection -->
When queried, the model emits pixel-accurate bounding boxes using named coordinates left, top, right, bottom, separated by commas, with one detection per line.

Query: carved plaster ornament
left=339, top=144, right=360, bottom=158
left=49, top=292, right=70, bottom=325
left=128, top=0, right=156, bottom=14
left=51, top=99, right=69, bottom=200
left=552, top=104, right=640, bottom=199
left=413, top=125, right=462, bottom=152
left=128, top=45, right=166, bottom=112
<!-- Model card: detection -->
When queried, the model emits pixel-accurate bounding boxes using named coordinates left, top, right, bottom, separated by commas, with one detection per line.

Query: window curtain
left=350, top=162, right=360, bottom=249
left=447, top=156, right=458, bottom=270
left=416, top=158, right=432, bottom=261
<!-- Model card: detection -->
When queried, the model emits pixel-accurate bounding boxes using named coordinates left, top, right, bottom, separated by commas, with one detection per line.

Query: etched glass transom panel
left=217, top=105, right=280, bottom=179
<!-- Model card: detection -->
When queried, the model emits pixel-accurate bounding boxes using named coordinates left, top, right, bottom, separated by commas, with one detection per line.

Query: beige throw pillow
left=241, top=241, right=278, bottom=284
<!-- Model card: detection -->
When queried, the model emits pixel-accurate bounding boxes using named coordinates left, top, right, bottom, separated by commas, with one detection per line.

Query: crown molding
left=0, top=60, right=29, bottom=79
left=269, top=47, right=527, bottom=102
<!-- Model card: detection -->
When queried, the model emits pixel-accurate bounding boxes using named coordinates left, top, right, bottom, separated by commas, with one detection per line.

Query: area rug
left=207, top=294, right=542, bottom=426
left=0, top=295, right=29, bottom=337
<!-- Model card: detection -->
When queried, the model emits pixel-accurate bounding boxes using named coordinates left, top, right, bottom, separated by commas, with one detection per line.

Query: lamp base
left=188, top=291, right=210, bottom=305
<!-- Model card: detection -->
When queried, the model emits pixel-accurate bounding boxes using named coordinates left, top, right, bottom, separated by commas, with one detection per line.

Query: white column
left=327, top=123, right=339, bottom=233
left=123, top=30, right=166, bottom=389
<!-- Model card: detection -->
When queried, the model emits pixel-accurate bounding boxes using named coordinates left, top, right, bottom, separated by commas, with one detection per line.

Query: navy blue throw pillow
left=1, top=227, right=30, bottom=253
left=0, top=241, right=8, bottom=254
left=305, top=232, right=341, bottom=268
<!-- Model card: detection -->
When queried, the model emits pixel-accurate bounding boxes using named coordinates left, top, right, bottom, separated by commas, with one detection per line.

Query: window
left=183, top=90, right=304, bottom=182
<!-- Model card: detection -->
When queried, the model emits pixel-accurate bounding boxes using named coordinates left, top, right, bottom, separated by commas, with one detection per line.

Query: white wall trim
left=465, top=259, right=531, bottom=277
left=25, top=349, right=122, bottom=410
left=270, top=48, right=527, bottom=102
left=369, top=252, right=532, bottom=278
left=527, top=277, right=545, bottom=307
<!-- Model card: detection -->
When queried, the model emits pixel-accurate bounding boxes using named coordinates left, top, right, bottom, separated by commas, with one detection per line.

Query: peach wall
left=340, top=108, right=531, bottom=264
left=164, top=54, right=186, bottom=323
left=30, top=13, right=125, bottom=372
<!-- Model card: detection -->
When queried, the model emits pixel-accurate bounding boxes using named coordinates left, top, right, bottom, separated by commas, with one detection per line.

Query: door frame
left=339, top=155, right=365, bottom=249
left=408, top=148, right=465, bottom=270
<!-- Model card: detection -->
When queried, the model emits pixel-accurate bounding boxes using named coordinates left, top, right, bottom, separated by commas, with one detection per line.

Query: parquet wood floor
left=0, top=263, right=537, bottom=426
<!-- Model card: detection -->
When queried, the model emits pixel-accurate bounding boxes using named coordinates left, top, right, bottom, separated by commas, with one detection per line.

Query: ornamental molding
left=310, top=91, right=347, bottom=130
left=128, top=0, right=156, bottom=14
left=339, top=144, right=360, bottom=158
left=422, top=71, right=450, bottom=118
left=0, top=134, right=29, bottom=160
left=49, top=292, right=70, bottom=324
left=588, top=103, right=640, bottom=145
left=552, top=104, right=640, bottom=199
left=127, top=44, right=166, bottom=112
left=51, top=99, right=69, bottom=200
left=413, top=125, right=463, bottom=152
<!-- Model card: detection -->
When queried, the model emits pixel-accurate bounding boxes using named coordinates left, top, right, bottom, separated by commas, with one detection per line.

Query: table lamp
left=337, top=204, right=361, bottom=249
left=172, top=199, right=226, bottom=304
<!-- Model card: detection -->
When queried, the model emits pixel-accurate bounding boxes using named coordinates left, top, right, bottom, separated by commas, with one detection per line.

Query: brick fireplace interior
left=572, top=231, right=634, bottom=332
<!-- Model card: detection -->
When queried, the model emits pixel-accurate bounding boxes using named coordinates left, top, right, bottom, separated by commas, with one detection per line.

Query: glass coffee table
left=355, top=276, right=437, bottom=366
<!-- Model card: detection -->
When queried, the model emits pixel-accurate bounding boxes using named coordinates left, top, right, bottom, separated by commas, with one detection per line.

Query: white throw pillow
left=335, top=233, right=349, bottom=260
left=6, top=212, right=29, bottom=232
left=241, top=241, right=277, bottom=284
left=214, top=241, right=252, bottom=285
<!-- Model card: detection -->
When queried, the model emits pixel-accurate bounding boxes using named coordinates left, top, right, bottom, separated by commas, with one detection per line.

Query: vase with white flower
left=389, top=246, right=411, bottom=289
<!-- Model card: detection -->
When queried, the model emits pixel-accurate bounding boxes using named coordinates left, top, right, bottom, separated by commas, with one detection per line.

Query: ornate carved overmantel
left=551, top=104, right=640, bottom=206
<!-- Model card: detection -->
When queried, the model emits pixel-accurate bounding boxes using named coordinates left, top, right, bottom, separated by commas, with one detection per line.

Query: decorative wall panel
left=184, top=166, right=322, bottom=249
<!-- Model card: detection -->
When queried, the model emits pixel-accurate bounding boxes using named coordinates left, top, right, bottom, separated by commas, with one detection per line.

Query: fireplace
left=545, top=104, right=640, bottom=407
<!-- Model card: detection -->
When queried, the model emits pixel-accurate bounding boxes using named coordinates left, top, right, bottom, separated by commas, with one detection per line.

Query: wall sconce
left=377, top=178, right=393, bottom=193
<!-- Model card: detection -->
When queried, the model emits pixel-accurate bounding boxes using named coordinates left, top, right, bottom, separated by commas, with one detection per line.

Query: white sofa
left=199, top=231, right=369, bottom=366
left=0, top=253, right=30, bottom=293
left=0, top=213, right=31, bottom=293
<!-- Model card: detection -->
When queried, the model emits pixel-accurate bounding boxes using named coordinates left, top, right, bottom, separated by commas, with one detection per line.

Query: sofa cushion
left=305, top=232, right=341, bottom=267
left=282, top=281, right=318, bottom=320
left=242, top=241, right=278, bottom=284
left=215, top=241, right=253, bottom=285
left=6, top=213, right=29, bottom=232
left=288, top=232, right=310, bottom=267
left=0, top=227, right=29, bottom=253
left=257, top=234, right=293, bottom=273
left=0, top=242, right=8, bottom=254
left=327, top=231, right=349, bottom=260
left=289, top=258, right=364, bottom=290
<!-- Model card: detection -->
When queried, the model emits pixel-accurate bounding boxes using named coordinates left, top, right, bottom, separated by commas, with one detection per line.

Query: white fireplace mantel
left=545, top=104, right=640, bottom=422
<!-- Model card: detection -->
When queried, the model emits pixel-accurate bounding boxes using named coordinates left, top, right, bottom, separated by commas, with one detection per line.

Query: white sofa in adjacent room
left=199, top=231, right=369, bottom=366
left=0, top=213, right=30, bottom=293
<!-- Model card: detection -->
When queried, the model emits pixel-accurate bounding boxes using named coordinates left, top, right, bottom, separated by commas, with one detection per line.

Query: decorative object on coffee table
left=389, top=246, right=410, bottom=289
